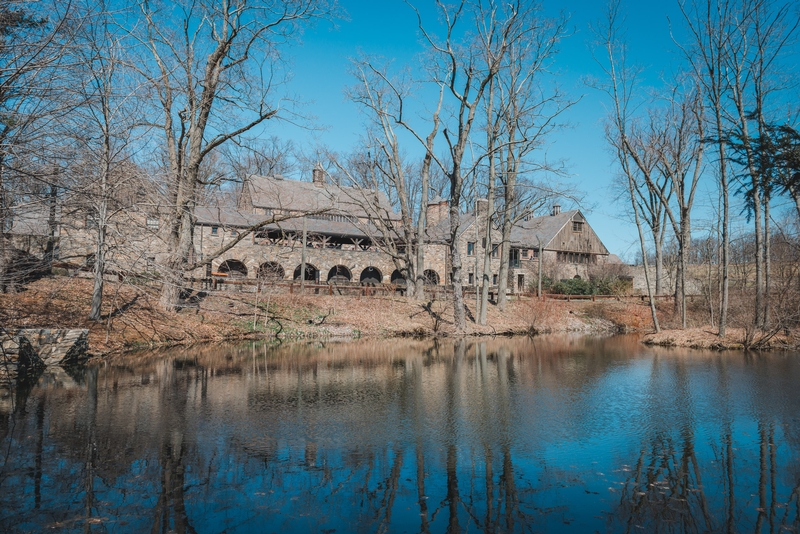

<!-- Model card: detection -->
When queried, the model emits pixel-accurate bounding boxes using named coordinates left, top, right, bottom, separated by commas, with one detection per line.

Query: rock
left=26, top=329, right=90, bottom=366
left=0, top=331, right=46, bottom=384
left=1, top=328, right=89, bottom=368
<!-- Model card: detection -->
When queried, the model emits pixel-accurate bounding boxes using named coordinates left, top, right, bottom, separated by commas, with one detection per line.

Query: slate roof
left=426, top=208, right=609, bottom=255
left=425, top=213, right=477, bottom=244
left=244, top=175, right=400, bottom=221
left=510, top=210, right=580, bottom=248
left=194, top=206, right=388, bottom=239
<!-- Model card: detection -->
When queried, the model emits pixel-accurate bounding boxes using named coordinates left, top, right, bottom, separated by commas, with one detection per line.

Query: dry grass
left=6, top=275, right=790, bottom=356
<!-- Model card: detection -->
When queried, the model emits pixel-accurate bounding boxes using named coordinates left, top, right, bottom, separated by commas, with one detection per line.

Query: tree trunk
left=654, top=211, right=667, bottom=295
left=628, top=172, right=660, bottom=333
left=763, top=188, right=770, bottom=327
left=752, top=174, right=764, bottom=327
left=449, top=197, right=466, bottom=332
left=414, top=166, right=428, bottom=301
left=718, top=126, right=730, bottom=338
left=88, top=208, right=106, bottom=321
left=478, top=189, right=495, bottom=325
left=159, top=193, right=196, bottom=310
left=43, top=184, right=58, bottom=272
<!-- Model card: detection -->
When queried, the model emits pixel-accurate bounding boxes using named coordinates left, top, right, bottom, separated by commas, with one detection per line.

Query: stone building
left=426, top=201, right=612, bottom=293
left=195, top=167, right=409, bottom=285
left=509, top=204, right=613, bottom=290
left=5, top=167, right=615, bottom=294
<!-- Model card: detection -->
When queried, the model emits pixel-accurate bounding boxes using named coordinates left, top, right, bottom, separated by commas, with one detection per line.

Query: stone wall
left=0, top=332, right=44, bottom=384
left=1, top=329, right=89, bottom=373
left=196, top=224, right=451, bottom=286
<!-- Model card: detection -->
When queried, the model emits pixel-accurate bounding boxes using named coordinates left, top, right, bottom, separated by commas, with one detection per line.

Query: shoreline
left=1, top=277, right=796, bottom=357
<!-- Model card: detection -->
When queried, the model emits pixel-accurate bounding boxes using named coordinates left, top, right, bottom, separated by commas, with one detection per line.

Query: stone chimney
left=551, top=203, right=561, bottom=216
left=312, top=163, right=325, bottom=187
left=426, top=196, right=448, bottom=227
left=237, top=174, right=254, bottom=211
left=475, top=198, right=488, bottom=219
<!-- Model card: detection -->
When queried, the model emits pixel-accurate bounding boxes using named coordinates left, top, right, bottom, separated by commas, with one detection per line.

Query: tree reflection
left=151, top=438, right=196, bottom=534
left=3, top=338, right=800, bottom=533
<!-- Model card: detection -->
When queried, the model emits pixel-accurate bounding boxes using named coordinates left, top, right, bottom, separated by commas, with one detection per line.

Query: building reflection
left=1, top=336, right=799, bottom=532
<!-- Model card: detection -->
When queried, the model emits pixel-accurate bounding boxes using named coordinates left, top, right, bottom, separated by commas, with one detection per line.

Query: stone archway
left=422, top=269, right=440, bottom=286
left=219, top=259, right=248, bottom=278
left=257, top=261, right=285, bottom=281
left=293, top=263, right=319, bottom=282
left=327, top=265, right=352, bottom=284
left=390, top=269, right=406, bottom=286
left=359, top=266, right=383, bottom=285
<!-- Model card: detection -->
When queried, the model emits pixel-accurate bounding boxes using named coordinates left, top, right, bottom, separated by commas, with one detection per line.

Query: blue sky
left=263, top=0, right=745, bottom=259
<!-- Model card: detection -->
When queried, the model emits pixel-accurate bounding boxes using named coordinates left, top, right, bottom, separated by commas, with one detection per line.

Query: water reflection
left=1, top=335, right=800, bottom=533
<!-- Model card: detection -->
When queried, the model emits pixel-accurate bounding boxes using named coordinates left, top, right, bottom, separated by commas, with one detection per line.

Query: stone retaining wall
left=1, top=329, right=89, bottom=382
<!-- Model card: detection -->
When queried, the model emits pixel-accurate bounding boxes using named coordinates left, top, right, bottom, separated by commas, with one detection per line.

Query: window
left=482, top=238, right=486, bottom=249
left=572, top=221, right=584, bottom=232
left=521, top=249, right=529, bottom=259
left=491, top=245, right=499, bottom=258
left=230, top=229, right=238, bottom=236
left=467, top=242, right=475, bottom=256
left=211, top=226, right=218, bottom=236
left=146, top=217, right=159, bottom=230
left=492, top=274, right=498, bottom=285
left=468, top=272, right=474, bottom=285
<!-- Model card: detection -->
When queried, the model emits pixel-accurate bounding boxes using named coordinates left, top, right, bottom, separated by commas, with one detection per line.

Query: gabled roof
left=244, top=175, right=400, bottom=221
left=425, top=207, right=609, bottom=255
left=510, top=209, right=579, bottom=248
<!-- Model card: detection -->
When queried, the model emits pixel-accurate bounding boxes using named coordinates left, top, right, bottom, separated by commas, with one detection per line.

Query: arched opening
left=422, top=269, right=440, bottom=286
left=257, top=261, right=285, bottom=281
left=359, top=266, right=383, bottom=285
left=390, top=269, right=406, bottom=286
left=219, top=259, right=248, bottom=278
left=327, top=265, right=352, bottom=283
left=293, top=263, right=318, bottom=282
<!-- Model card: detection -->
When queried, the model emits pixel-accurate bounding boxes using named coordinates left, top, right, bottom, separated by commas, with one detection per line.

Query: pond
left=1, top=335, right=799, bottom=533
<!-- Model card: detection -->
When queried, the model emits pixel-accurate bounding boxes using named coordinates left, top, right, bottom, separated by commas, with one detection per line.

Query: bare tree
left=66, top=0, right=148, bottom=321
left=590, top=1, right=661, bottom=332
left=408, top=0, right=538, bottom=332
left=132, top=0, right=335, bottom=310
left=615, top=118, right=673, bottom=296
left=491, top=8, right=574, bottom=312
left=342, top=58, right=442, bottom=300
left=676, top=0, right=740, bottom=336
left=721, top=0, right=798, bottom=328
left=0, top=1, right=78, bottom=291
left=646, top=87, right=705, bottom=329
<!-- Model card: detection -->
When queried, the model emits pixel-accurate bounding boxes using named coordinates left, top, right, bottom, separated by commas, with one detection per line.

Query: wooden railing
left=186, top=277, right=679, bottom=303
